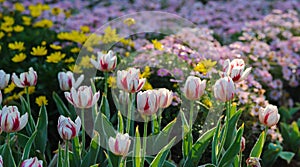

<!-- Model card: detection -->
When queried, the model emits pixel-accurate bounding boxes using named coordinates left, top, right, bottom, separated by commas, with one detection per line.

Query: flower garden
left=0, top=0, right=300, bottom=167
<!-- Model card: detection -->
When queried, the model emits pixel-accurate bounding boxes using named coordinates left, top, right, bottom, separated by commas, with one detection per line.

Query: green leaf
left=250, top=131, right=265, bottom=158
left=184, top=128, right=216, bottom=166
left=118, top=111, right=124, bottom=133
left=152, top=114, right=160, bottom=135
left=72, top=136, right=81, bottom=167
left=212, top=119, right=222, bottom=165
left=279, top=151, right=295, bottom=164
left=53, top=92, right=71, bottom=116
left=218, top=124, right=244, bottom=167
left=100, top=96, right=110, bottom=119
left=82, top=131, right=101, bottom=166
left=1, top=143, right=16, bottom=167
left=224, top=109, right=242, bottom=149
left=21, top=131, right=37, bottom=161
left=134, top=126, right=141, bottom=167
left=150, top=137, right=176, bottom=167
left=145, top=156, right=176, bottom=167
left=262, top=143, right=282, bottom=166
left=103, top=151, right=113, bottom=167
left=20, top=96, right=35, bottom=135
left=35, top=105, right=48, bottom=154
left=58, top=143, right=63, bottom=167
left=180, top=111, right=191, bottom=160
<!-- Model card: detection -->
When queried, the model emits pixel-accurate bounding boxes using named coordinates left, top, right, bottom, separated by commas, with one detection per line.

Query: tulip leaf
left=82, top=131, right=101, bottom=166
left=180, top=110, right=192, bottom=160
left=250, top=131, right=265, bottom=158
left=21, top=131, right=37, bottom=161
left=212, top=119, right=222, bottom=165
left=58, top=143, right=64, bottom=167
left=20, top=96, right=35, bottom=135
left=224, top=109, right=242, bottom=149
left=1, top=143, right=16, bottom=167
left=150, top=137, right=176, bottom=167
left=134, top=126, right=141, bottom=167
left=53, top=92, right=71, bottom=116
left=218, top=124, right=244, bottom=167
left=103, top=151, right=113, bottom=167
left=118, top=111, right=124, bottom=133
left=278, top=151, right=295, bottom=163
left=72, top=136, right=81, bottom=166
left=35, top=105, right=48, bottom=154
left=100, top=96, right=110, bottom=120
left=184, top=128, right=216, bottom=166
left=145, top=156, right=176, bottom=167
left=152, top=114, right=160, bottom=135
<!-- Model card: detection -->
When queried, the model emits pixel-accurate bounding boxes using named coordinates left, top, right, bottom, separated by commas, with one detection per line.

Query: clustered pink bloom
left=108, top=133, right=131, bottom=156
left=91, top=50, right=117, bottom=72
left=21, top=157, right=43, bottom=167
left=117, top=68, right=146, bottom=93
left=0, top=106, right=28, bottom=133
left=57, top=115, right=81, bottom=140
left=64, top=86, right=100, bottom=109
left=12, top=67, right=37, bottom=88
left=58, top=71, right=84, bottom=91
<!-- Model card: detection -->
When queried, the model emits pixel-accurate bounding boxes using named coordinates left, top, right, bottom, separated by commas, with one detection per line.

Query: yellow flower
left=27, top=86, right=35, bottom=94
left=12, top=53, right=26, bottom=63
left=35, top=96, right=48, bottom=106
left=1, top=24, right=13, bottom=33
left=194, top=59, right=217, bottom=75
left=13, top=25, right=24, bottom=32
left=152, top=39, right=163, bottom=51
left=80, top=25, right=90, bottom=33
left=64, top=57, right=75, bottom=63
left=107, top=76, right=117, bottom=88
left=29, top=5, right=42, bottom=17
left=22, top=16, right=31, bottom=26
left=140, top=66, right=151, bottom=78
left=8, top=41, right=25, bottom=51
left=51, top=7, right=61, bottom=16
left=50, top=44, right=62, bottom=50
left=31, top=46, right=47, bottom=56
left=33, top=19, right=53, bottom=28
left=4, top=83, right=16, bottom=94
left=42, top=4, right=50, bottom=10
left=79, top=55, right=95, bottom=68
left=68, top=64, right=82, bottom=73
left=142, top=80, right=153, bottom=90
left=3, top=16, right=14, bottom=26
left=202, top=97, right=212, bottom=108
left=14, top=3, right=25, bottom=12
left=123, top=18, right=136, bottom=26
left=46, top=51, right=66, bottom=63
left=0, top=31, right=4, bottom=39
left=57, top=31, right=87, bottom=44
left=125, top=52, right=130, bottom=57
left=41, top=41, right=47, bottom=45
left=70, top=47, right=80, bottom=53
left=100, top=26, right=120, bottom=44
left=120, top=38, right=135, bottom=47
left=64, top=10, right=71, bottom=18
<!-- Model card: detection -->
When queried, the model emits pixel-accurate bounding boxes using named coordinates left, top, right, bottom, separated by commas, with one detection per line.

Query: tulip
left=246, top=157, right=261, bottom=167
left=258, top=104, right=280, bottom=127
left=223, top=59, right=251, bottom=82
left=91, top=50, right=117, bottom=72
left=119, top=90, right=129, bottom=105
left=241, top=136, right=246, bottom=152
left=57, top=115, right=81, bottom=140
left=183, top=76, right=206, bottom=101
left=21, top=157, right=43, bottom=167
left=155, top=88, right=173, bottom=108
left=213, top=77, right=235, bottom=102
left=0, top=70, right=10, bottom=89
left=0, top=155, right=3, bottom=167
left=109, top=133, right=131, bottom=156
left=137, top=90, right=159, bottom=116
left=0, top=106, right=28, bottom=133
left=12, top=67, right=37, bottom=88
left=64, top=86, right=100, bottom=109
left=117, top=68, right=146, bottom=93
left=58, top=71, right=84, bottom=91
left=0, top=90, right=2, bottom=105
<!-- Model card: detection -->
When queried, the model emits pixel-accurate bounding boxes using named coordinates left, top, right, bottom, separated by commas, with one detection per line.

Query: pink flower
left=137, top=90, right=159, bottom=115
left=58, top=71, right=84, bottom=91
left=0, top=106, right=28, bottom=133
left=64, top=86, right=100, bottom=109
left=21, top=157, right=43, bottom=167
left=90, top=50, right=117, bottom=72
left=213, top=77, right=235, bottom=102
left=57, top=115, right=81, bottom=140
left=0, top=155, right=3, bottom=167
left=117, top=68, right=146, bottom=93
left=0, top=70, right=10, bottom=89
left=155, top=88, right=173, bottom=108
left=12, top=67, right=37, bottom=88
left=183, top=76, right=206, bottom=100
left=108, top=133, right=131, bottom=156
left=259, top=104, right=280, bottom=127
left=0, top=91, right=2, bottom=105
left=241, top=136, right=246, bottom=152
left=223, top=59, right=251, bottom=82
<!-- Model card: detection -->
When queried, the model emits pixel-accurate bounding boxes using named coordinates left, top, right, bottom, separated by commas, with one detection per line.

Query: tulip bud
left=258, top=104, right=280, bottom=127
left=183, top=76, right=206, bottom=100
left=223, top=59, right=251, bottom=82
left=137, top=90, right=159, bottom=116
left=12, top=67, right=37, bottom=88
left=91, top=50, right=117, bottom=72
left=246, top=157, right=261, bottom=167
left=0, top=70, right=10, bottom=89
left=117, top=68, right=146, bottom=93
left=109, top=133, right=131, bottom=156
left=21, top=157, right=43, bottom=167
left=155, top=88, right=173, bottom=108
left=119, top=90, right=129, bottom=105
left=57, top=115, right=81, bottom=140
left=64, top=86, right=100, bottom=109
left=58, top=71, right=84, bottom=91
left=213, top=77, right=235, bottom=102
left=0, top=155, right=3, bottom=167
left=0, top=106, right=28, bottom=133
left=240, top=136, right=246, bottom=152
left=0, top=91, right=2, bottom=105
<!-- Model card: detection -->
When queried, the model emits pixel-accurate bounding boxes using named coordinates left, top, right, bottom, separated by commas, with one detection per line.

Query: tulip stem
left=158, top=108, right=163, bottom=129
left=81, top=109, right=85, bottom=154
left=189, top=101, right=194, bottom=129
left=141, top=116, right=148, bottom=167
left=217, top=101, right=230, bottom=160
left=65, top=140, right=69, bottom=167
left=126, top=93, right=135, bottom=135
left=25, top=87, right=31, bottom=116
left=104, top=72, right=108, bottom=96
left=6, top=133, right=16, bottom=166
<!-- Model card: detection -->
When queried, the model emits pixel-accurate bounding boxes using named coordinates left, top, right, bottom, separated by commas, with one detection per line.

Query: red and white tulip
left=214, top=77, right=235, bottom=102
left=57, top=115, right=81, bottom=140
left=223, top=59, right=251, bottom=82
left=137, top=90, right=159, bottom=116
left=108, top=133, right=131, bottom=156
left=183, top=76, right=206, bottom=100
left=0, top=70, right=10, bottom=89
left=0, top=106, right=28, bottom=133
left=21, top=157, right=43, bottom=167
left=117, top=68, right=146, bottom=93
left=0, top=155, right=3, bottom=167
left=155, top=88, right=173, bottom=108
left=241, top=136, right=246, bottom=152
left=91, top=50, right=117, bottom=72
left=58, top=71, right=84, bottom=91
left=259, top=104, right=280, bottom=127
left=12, top=67, right=37, bottom=88
left=64, top=86, right=100, bottom=109
left=0, top=91, right=2, bottom=105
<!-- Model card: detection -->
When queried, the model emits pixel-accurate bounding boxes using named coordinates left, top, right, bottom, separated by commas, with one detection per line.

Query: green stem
left=104, top=72, right=108, bottom=96
left=6, top=133, right=16, bottom=165
left=126, top=93, right=136, bottom=135
left=126, top=94, right=132, bottom=134
left=25, top=87, right=31, bottom=115
left=119, top=157, right=125, bottom=167
left=81, top=109, right=85, bottom=155
left=217, top=101, right=230, bottom=161
left=189, top=101, right=194, bottom=130
left=264, top=126, right=268, bottom=142
left=141, top=116, right=148, bottom=167
left=239, top=151, right=242, bottom=167
left=158, top=108, right=162, bottom=129
left=65, top=140, right=69, bottom=167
